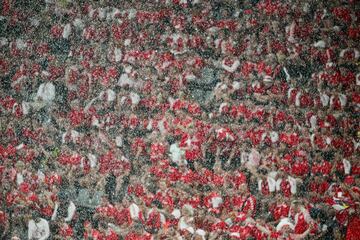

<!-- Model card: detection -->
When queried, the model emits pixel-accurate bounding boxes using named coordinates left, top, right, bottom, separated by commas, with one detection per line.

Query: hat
left=276, top=218, right=295, bottom=231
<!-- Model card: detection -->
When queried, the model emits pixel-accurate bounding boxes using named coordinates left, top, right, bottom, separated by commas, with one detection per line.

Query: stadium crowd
left=0, top=0, right=359, bottom=239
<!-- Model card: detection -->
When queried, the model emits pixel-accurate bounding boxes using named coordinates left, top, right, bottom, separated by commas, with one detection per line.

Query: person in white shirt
left=169, top=142, right=186, bottom=166
left=31, top=80, right=56, bottom=112
left=28, top=213, right=50, bottom=240
left=51, top=192, right=76, bottom=223
left=35, top=81, right=55, bottom=103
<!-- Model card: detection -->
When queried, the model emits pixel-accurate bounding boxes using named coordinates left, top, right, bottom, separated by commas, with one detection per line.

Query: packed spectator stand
left=0, top=0, right=359, bottom=239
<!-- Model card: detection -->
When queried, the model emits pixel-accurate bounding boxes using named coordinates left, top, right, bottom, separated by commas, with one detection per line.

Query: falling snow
left=0, top=0, right=359, bottom=239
